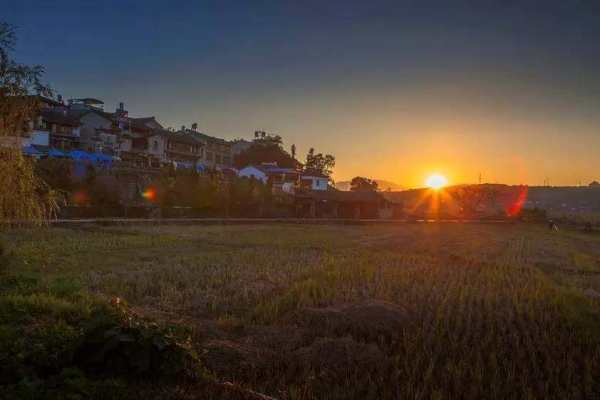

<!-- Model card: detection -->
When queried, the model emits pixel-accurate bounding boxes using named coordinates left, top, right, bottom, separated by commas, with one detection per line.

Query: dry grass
left=2, top=223, right=599, bottom=399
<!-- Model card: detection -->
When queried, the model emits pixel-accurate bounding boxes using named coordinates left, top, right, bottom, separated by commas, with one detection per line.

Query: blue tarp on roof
left=93, top=153, right=113, bottom=162
left=48, top=148, right=66, bottom=158
left=22, top=145, right=43, bottom=156
left=175, top=161, right=194, bottom=169
left=68, top=150, right=95, bottom=161
left=65, top=150, right=113, bottom=169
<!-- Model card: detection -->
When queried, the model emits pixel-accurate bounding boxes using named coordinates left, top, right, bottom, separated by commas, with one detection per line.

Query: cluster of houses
left=4, top=95, right=406, bottom=218
left=6, top=95, right=335, bottom=194
left=11, top=96, right=236, bottom=172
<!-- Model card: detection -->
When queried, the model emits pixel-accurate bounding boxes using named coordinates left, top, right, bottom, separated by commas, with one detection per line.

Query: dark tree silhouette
left=304, top=147, right=335, bottom=176
left=234, top=133, right=297, bottom=169
left=0, top=22, right=59, bottom=223
left=350, top=177, right=378, bottom=192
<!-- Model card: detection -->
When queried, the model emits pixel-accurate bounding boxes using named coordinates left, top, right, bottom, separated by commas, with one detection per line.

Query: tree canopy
left=0, top=22, right=59, bottom=224
left=304, top=147, right=335, bottom=177
left=350, top=177, right=378, bottom=192
left=234, top=132, right=297, bottom=169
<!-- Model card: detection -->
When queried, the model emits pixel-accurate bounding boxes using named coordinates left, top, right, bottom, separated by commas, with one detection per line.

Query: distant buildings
left=6, top=95, right=236, bottom=171
left=299, top=171, right=329, bottom=191
left=5, top=95, right=342, bottom=198
left=238, top=163, right=296, bottom=183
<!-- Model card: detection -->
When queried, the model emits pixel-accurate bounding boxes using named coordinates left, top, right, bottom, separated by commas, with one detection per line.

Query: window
left=153, top=140, right=158, bottom=151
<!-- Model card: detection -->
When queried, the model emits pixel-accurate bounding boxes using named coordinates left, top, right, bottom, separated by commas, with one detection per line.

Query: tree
left=0, top=22, right=59, bottom=224
left=304, top=147, right=335, bottom=176
left=350, top=177, right=378, bottom=192
left=290, top=143, right=296, bottom=160
left=451, top=185, right=500, bottom=217
left=34, top=158, right=74, bottom=193
left=234, top=132, right=297, bottom=169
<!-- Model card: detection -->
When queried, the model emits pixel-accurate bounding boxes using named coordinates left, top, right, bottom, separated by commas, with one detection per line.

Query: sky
left=5, top=0, right=600, bottom=187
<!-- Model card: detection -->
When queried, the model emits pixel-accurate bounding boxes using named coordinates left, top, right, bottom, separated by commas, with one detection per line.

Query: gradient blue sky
left=5, top=0, right=600, bottom=186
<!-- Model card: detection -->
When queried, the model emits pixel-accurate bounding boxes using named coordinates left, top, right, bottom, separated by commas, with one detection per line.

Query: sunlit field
left=2, top=223, right=600, bottom=399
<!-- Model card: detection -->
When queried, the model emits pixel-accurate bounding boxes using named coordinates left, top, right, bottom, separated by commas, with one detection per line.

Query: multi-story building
left=8, top=95, right=237, bottom=172
left=165, top=131, right=204, bottom=168
left=41, top=109, right=81, bottom=150
left=177, top=124, right=233, bottom=169
left=0, top=95, right=71, bottom=150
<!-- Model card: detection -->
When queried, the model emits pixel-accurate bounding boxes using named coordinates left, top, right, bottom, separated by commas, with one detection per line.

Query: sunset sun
left=425, top=174, right=448, bottom=190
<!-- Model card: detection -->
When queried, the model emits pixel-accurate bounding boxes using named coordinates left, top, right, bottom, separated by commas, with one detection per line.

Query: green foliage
left=0, top=150, right=62, bottom=224
left=0, top=246, right=208, bottom=399
left=148, top=168, right=272, bottom=217
left=0, top=22, right=60, bottom=225
left=75, top=305, right=202, bottom=379
left=518, top=207, right=548, bottom=222
left=452, top=184, right=501, bottom=217
left=34, top=158, right=74, bottom=193
left=2, top=224, right=600, bottom=399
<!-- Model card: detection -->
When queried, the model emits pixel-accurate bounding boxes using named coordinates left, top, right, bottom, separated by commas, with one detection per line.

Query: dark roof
left=97, top=127, right=119, bottom=134
left=131, top=117, right=156, bottom=123
left=178, top=129, right=230, bottom=145
left=71, top=98, right=104, bottom=105
left=296, top=189, right=386, bottom=203
left=40, top=109, right=80, bottom=126
left=147, top=128, right=173, bottom=138
left=34, top=95, right=63, bottom=107
left=301, top=170, right=329, bottom=179
left=130, top=116, right=163, bottom=130
left=72, top=108, right=115, bottom=122
left=168, top=132, right=204, bottom=145
left=254, top=164, right=299, bottom=175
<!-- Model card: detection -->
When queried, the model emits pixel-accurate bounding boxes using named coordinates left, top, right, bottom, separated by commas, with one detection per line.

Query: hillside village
left=2, top=95, right=600, bottom=222
left=11, top=96, right=241, bottom=171
left=1, top=95, right=404, bottom=219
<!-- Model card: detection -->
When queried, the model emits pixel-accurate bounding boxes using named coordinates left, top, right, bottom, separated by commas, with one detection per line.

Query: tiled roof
left=255, top=164, right=299, bottom=175
left=301, top=169, right=329, bottom=179
left=168, top=132, right=204, bottom=145
left=129, top=116, right=163, bottom=131
left=40, top=109, right=80, bottom=126
left=178, top=129, right=230, bottom=145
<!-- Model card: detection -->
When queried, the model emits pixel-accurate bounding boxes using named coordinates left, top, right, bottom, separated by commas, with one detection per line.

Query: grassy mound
left=0, top=243, right=208, bottom=400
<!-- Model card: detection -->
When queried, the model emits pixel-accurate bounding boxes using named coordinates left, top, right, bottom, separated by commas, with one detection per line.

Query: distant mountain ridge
left=335, top=179, right=404, bottom=191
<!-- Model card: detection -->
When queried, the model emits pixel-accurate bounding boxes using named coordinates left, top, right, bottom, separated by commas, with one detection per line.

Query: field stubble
left=2, top=223, right=599, bottom=399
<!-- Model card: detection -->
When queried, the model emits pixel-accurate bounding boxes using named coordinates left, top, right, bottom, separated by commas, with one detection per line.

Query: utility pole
left=478, top=172, right=482, bottom=185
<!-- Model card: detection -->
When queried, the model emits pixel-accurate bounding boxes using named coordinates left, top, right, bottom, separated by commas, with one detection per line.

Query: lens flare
left=507, top=185, right=528, bottom=216
left=72, top=190, right=89, bottom=205
left=142, top=187, right=156, bottom=202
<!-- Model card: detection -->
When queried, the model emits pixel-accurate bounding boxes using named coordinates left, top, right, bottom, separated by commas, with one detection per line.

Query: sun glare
left=425, top=174, right=448, bottom=190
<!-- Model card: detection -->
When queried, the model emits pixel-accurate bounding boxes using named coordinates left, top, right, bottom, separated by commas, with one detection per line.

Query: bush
left=0, top=289, right=207, bottom=399
left=518, top=207, right=547, bottom=222
left=74, top=303, right=203, bottom=380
